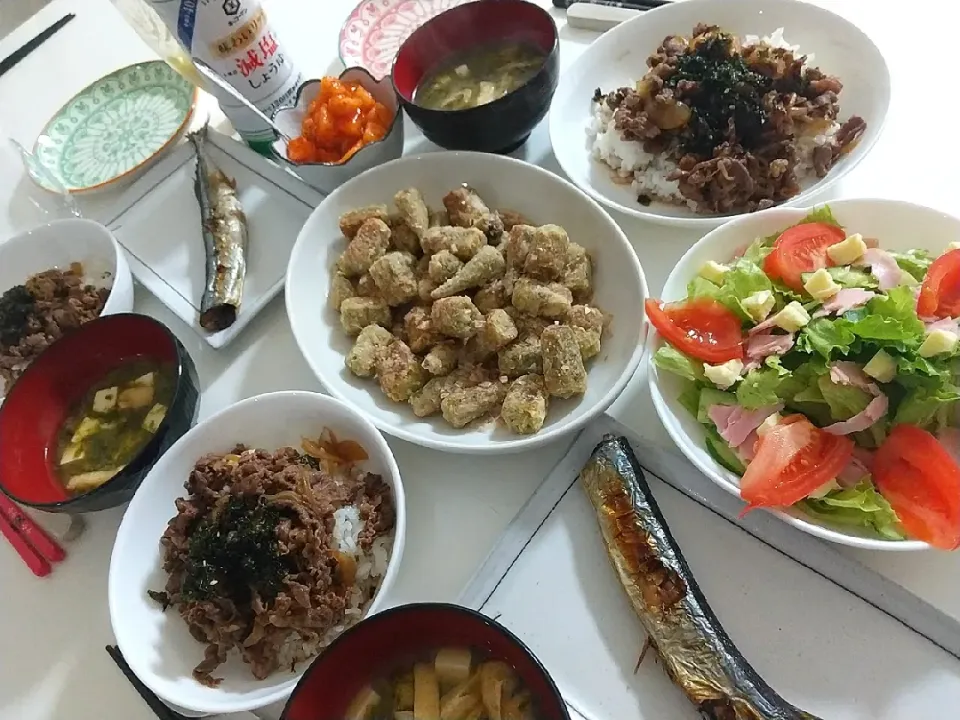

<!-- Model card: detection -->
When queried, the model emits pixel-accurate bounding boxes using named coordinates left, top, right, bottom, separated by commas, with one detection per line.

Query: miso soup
left=55, top=358, right=175, bottom=494
left=415, top=41, right=546, bottom=111
left=345, top=646, right=537, bottom=720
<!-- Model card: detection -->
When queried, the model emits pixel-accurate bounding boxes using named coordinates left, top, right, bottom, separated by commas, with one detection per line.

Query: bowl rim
left=285, top=150, right=650, bottom=454
left=547, top=0, right=892, bottom=229
left=0, top=312, right=194, bottom=510
left=647, top=197, right=949, bottom=551
left=279, top=601, right=571, bottom=720
left=389, top=0, right=560, bottom=114
left=270, top=66, right=403, bottom=169
left=108, top=389, right=408, bottom=714
left=2, top=216, right=122, bottom=266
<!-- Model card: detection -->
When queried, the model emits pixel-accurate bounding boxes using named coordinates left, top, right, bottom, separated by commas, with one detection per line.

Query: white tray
left=104, top=130, right=323, bottom=348
left=460, top=416, right=960, bottom=720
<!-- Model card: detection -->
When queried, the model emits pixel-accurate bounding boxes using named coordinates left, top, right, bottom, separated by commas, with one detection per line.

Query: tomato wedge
left=740, top=415, right=853, bottom=510
left=874, top=424, right=960, bottom=549
left=763, top=222, right=847, bottom=291
left=917, top=249, right=960, bottom=319
left=645, top=298, right=743, bottom=364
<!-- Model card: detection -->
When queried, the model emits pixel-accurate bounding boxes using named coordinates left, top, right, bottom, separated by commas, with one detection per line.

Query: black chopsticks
left=552, top=0, right=671, bottom=9
left=105, top=645, right=190, bottom=720
left=0, top=14, right=75, bottom=79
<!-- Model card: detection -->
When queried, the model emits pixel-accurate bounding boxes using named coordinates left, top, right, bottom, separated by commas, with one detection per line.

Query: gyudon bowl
left=108, top=391, right=406, bottom=714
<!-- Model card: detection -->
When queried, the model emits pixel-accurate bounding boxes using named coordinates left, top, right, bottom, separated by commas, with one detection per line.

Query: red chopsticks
left=0, top=493, right=65, bottom=577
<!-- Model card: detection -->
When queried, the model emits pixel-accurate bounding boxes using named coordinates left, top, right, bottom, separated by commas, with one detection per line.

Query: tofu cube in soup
left=376, top=340, right=425, bottom=402
left=340, top=297, right=391, bottom=335
left=338, top=203, right=389, bottom=238
left=346, top=324, right=395, bottom=377
left=92, top=386, right=118, bottom=414
left=142, top=403, right=167, bottom=433
left=431, top=296, right=482, bottom=339
left=501, top=373, right=549, bottom=434
left=541, top=325, right=587, bottom=399
left=337, top=218, right=391, bottom=277
left=118, top=384, right=153, bottom=409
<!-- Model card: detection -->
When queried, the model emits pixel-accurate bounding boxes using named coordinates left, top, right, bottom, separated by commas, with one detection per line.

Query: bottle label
left=149, top=0, right=302, bottom=143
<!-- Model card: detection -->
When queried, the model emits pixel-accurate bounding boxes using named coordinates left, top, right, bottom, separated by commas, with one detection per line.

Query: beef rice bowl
left=589, top=24, right=867, bottom=216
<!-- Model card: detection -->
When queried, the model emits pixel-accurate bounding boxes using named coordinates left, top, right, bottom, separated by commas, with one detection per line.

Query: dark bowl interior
left=0, top=313, right=200, bottom=513
left=281, top=603, right=571, bottom=720
left=392, top=0, right=560, bottom=154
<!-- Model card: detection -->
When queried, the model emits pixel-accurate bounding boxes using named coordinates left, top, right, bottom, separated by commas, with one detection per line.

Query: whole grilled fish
left=188, top=128, right=248, bottom=332
left=580, top=435, right=821, bottom=720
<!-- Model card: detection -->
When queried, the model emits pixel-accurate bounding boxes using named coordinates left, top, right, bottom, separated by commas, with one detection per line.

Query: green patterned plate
left=32, top=60, right=197, bottom=193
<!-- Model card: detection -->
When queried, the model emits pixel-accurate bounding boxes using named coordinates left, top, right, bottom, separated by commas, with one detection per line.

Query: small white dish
left=271, top=68, right=404, bottom=195
left=108, top=390, right=406, bottom=715
left=549, top=0, right=890, bottom=229
left=104, top=129, right=323, bottom=349
left=648, top=197, right=960, bottom=550
left=286, top=151, right=649, bottom=454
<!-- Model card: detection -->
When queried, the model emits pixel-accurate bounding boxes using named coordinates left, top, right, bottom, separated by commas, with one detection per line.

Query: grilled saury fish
left=188, top=128, right=248, bottom=332
left=580, top=435, right=820, bottom=720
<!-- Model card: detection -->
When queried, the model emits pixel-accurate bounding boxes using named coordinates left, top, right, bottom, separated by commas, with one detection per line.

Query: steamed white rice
left=587, top=28, right=839, bottom=208
left=277, top=504, right=394, bottom=670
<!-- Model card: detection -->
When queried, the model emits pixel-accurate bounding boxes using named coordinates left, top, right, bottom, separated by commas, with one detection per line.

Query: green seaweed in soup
left=55, top=359, right=175, bottom=494
left=415, top=40, right=546, bottom=111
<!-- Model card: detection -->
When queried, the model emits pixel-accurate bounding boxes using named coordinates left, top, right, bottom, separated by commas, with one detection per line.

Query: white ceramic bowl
left=108, top=391, right=407, bottom=714
left=271, top=68, right=404, bottom=195
left=0, top=218, right=134, bottom=392
left=286, top=151, right=648, bottom=453
left=649, top=198, right=960, bottom=550
left=549, top=0, right=890, bottom=229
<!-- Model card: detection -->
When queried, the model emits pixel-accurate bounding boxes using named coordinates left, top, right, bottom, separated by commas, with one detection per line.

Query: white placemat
left=459, top=416, right=960, bottom=719
left=104, top=129, right=322, bottom=349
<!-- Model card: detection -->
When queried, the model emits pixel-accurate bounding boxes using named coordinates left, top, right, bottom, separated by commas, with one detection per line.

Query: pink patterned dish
left=339, top=0, right=478, bottom=79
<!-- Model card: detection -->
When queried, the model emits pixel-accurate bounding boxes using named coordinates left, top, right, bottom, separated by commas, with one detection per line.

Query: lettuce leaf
left=800, top=205, right=842, bottom=227
left=827, top=266, right=878, bottom=289
left=796, top=481, right=905, bottom=540
left=736, top=367, right=786, bottom=409
left=796, top=317, right=857, bottom=359
left=687, top=261, right=773, bottom=323
left=677, top=382, right=702, bottom=418
left=893, top=383, right=960, bottom=431
left=845, top=286, right=925, bottom=350
left=890, top=249, right=933, bottom=281
left=653, top=345, right=705, bottom=382
left=818, top=375, right=872, bottom=421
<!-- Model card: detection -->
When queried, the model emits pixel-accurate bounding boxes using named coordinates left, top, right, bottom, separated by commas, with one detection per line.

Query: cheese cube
left=803, top=268, right=841, bottom=301
left=742, top=290, right=775, bottom=323
left=826, top=233, right=867, bottom=265
left=807, top=479, right=840, bottom=499
left=771, top=301, right=810, bottom=333
left=757, top=413, right=781, bottom=437
left=918, top=329, right=959, bottom=358
left=698, top=260, right=729, bottom=285
left=703, top=359, right=744, bottom=390
left=863, top=350, right=896, bottom=383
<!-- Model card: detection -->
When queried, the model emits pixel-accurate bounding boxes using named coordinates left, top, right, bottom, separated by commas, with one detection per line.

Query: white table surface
left=0, top=0, right=958, bottom=718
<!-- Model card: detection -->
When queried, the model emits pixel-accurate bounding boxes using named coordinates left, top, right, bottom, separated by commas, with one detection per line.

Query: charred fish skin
left=188, top=128, right=248, bottom=333
left=580, top=435, right=820, bottom=720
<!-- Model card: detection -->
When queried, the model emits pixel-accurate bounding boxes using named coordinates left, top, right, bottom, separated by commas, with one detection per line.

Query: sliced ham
left=747, top=316, right=778, bottom=336
left=864, top=237, right=880, bottom=248
left=924, top=317, right=960, bottom=336
left=735, top=430, right=760, bottom=463
left=837, top=452, right=872, bottom=487
left=746, top=331, right=795, bottom=362
left=824, top=394, right=889, bottom=436
left=856, top=248, right=902, bottom=291
left=830, top=361, right=876, bottom=392
left=707, top=403, right=783, bottom=448
left=813, top=288, right=875, bottom=318
left=824, top=361, right=889, bottom=435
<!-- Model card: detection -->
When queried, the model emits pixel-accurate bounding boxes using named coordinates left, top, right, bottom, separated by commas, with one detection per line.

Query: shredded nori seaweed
left=0, top=285, right=35, bottom=346
left=665, top=32, right=773, bottom=156
left=181, top=496, right=289, bottom=603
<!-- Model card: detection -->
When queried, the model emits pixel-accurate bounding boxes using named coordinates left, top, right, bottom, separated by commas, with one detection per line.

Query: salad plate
left=648, top=198, right=960, bottom=550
